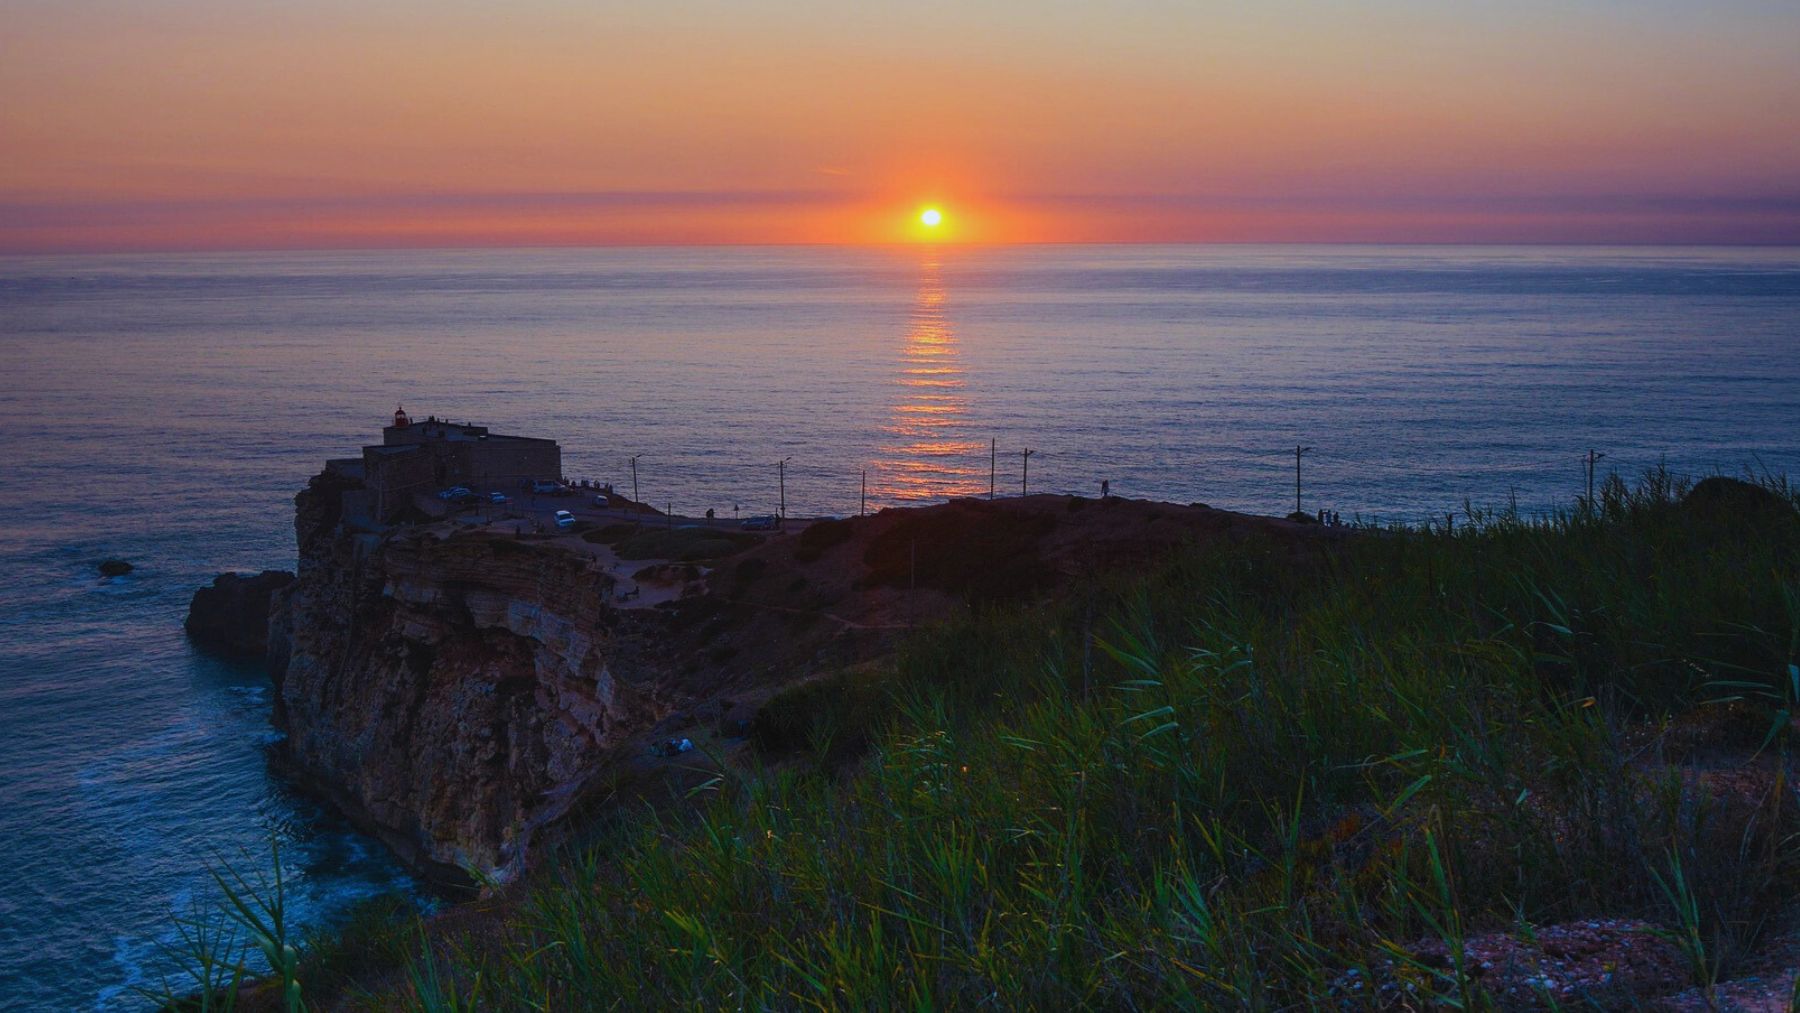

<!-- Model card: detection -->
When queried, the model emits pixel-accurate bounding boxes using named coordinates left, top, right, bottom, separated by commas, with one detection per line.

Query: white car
left=553, top=510, right=576, bottom=529
left=531, top=480, right=563, bottom=494
left=488, top=492, right=509, bottom=504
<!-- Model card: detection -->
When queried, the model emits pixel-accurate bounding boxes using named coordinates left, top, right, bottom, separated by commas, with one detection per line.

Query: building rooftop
left=381, top=415, right=558, bottom=447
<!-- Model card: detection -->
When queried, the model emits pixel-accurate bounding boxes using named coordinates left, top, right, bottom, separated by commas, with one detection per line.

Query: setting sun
left=919, top=208, right=943, bottom=228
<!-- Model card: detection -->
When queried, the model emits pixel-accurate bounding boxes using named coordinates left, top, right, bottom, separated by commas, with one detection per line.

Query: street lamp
left=1293, top=445, right=1312, bottom=516
left=1584, top=448, right=1607, bottom=513
left=628, top=453, right=646, bottom=524
left=777, top=457, right=792, bottom=526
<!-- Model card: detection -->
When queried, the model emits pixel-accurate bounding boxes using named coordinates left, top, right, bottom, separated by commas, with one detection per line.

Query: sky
left=3, top=0, right=1798, bottom=251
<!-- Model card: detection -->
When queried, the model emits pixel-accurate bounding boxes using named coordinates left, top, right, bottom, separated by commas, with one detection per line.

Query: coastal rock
left=97, top=558, right=134, bottom=576
left=270, top=468, right=668, bottom=885
left=184, top=570, right=295, bottom=656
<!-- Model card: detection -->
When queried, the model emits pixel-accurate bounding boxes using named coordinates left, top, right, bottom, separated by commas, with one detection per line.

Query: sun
left=919, top=208, right=943, bottom=228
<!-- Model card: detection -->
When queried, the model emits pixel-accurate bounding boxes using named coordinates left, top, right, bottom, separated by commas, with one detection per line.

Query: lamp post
left=777, top=457, right=792, bottom=527
left=628, top=453, right=646, bottom=525
left=1585, top=448, right=1607, bottom=512
left=1021, top=448, right=1034, bottom=497
left=990, top=438, right=996, bottom=499
left=1293, top=445, right=1312, bottom=516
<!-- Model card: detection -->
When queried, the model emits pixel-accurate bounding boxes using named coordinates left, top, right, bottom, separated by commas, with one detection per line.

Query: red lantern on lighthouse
left=393, top=404, right=411, bottom=428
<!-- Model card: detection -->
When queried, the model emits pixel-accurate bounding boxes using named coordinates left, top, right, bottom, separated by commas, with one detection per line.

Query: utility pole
left=1585, top=448, right=1606, bottom=512
left=1022, top=448, right=1034, bottom=497
left=1294, top=445, right=1312, bottom=515
left=778, top=457, right=792, bottom=527
left=628, top=453, right=646, bottom=526
left=909, top=538, right=917, bottom=628
left=989, top=438, right=996, bottom=499
left=860, top=469, right=866, bottom=517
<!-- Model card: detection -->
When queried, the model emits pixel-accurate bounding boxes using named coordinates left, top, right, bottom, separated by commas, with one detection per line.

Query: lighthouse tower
left=392, top=404, right=411, bottom=429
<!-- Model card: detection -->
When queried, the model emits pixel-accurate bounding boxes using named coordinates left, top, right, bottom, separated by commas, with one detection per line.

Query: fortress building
left=330, top=406, right=562, bottom=520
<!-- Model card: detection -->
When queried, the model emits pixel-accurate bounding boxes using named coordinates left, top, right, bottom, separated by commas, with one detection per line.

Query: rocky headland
left=250, top=463, right=1333, bottom=886
left=185, top=465, right=1800, bottom=1009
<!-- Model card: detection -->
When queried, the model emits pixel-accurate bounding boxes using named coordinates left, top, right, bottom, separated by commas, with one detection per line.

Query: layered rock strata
left=269, top=470, right=663, bottom=884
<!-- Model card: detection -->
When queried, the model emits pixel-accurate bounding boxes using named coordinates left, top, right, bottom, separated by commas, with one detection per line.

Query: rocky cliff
left=269, top=470, right=669, bottom=885
left=264, top=467, right=1333, bottom=888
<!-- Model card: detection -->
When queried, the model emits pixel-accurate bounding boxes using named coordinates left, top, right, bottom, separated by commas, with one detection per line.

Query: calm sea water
left=2, top=244, right=1797, bottom=1007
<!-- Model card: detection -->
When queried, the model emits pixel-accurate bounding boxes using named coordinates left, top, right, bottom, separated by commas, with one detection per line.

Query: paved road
left=418, top=487, right=828, bottom=609
left=435, top=486, right=819, bottom=535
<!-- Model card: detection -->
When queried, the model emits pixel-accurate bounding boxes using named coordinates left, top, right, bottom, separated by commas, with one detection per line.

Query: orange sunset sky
left=3, top=0, right=1799, bottom=251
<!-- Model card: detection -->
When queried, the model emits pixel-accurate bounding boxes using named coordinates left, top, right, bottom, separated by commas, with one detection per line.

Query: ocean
left=1, top=244, right=1797, bottom=1007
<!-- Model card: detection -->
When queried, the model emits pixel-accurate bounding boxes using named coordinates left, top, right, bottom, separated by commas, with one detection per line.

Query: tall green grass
left=204, top=473, right=1800, bottom=1009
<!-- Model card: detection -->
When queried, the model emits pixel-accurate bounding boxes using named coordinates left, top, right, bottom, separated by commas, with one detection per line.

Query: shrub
left=580, top=523, right=636, bottom=545
left=792, top=518, right=855, bottom=563
left=610, top=527, right=758, bottom=561
left=861, top=500, right=1057, bottom=601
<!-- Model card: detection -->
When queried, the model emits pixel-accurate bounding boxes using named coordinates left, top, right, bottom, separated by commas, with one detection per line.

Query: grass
left=181, top=471, right=1800, bottom=1009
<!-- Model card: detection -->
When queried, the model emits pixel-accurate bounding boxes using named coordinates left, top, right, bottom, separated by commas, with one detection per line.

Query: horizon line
left=7, top=238, right=1800, bottom=259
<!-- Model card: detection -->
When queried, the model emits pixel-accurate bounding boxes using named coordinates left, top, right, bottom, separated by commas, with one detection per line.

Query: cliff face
left=270, top=471, right=665, bottom=884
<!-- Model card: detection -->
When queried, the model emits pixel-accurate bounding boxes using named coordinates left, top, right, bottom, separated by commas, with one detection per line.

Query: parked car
left=594, top=494, right=611, bottom=507
left=488, top=491, right=509, bottom=504
left=553, top=510, right=576, bottom=529
left=436, top=486, right=473, bottom=501
left=530, top=480, right=562, bottom=494
left=741, top=515, right=779, bottom=531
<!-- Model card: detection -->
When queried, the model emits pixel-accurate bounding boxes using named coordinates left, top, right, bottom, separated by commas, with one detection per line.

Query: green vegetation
left=148, top=840, right=313, bottom=1011
left=179, top=473, right=1800, bottom=1009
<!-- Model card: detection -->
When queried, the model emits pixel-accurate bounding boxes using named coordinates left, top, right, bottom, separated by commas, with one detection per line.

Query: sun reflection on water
left=870, top=257, right=988, bottom=504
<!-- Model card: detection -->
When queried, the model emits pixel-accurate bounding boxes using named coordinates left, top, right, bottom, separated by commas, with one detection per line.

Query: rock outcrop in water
left=268, top=469, right=669, bottom=884
left=185, top=570, right=295, bottom=656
